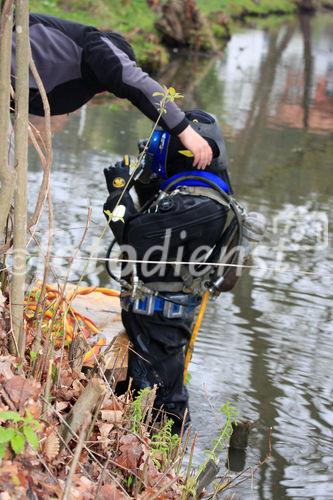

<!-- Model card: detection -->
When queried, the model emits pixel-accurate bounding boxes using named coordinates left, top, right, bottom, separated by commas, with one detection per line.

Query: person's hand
left=104, top=161, right=130, bottom=194
left=178, top=125, right=213, bottom=169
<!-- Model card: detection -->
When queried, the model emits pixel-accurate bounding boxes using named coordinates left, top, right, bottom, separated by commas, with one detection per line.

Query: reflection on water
left=28, top=13, right=333, bottom=499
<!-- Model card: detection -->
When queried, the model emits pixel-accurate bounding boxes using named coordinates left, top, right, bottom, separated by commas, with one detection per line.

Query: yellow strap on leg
left=183, top=290, right=210, bottom=383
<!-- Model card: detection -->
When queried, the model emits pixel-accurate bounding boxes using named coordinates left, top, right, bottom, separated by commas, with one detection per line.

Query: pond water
left=28, top=13, right=333, bottom=499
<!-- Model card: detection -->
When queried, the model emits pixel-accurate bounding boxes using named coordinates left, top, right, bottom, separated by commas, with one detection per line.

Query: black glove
left=104, top=160, right=130, bottom=194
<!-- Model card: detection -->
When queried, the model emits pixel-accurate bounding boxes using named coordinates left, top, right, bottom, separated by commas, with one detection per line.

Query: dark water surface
left=28, top=13, right=333, bottom=499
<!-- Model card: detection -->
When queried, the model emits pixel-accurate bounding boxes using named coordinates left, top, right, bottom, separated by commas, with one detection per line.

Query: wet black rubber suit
left=104, top=166, right=228, bottom=431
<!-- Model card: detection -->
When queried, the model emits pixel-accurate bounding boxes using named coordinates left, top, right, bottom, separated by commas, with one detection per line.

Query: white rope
left=5, top=251, right=333, bottom=279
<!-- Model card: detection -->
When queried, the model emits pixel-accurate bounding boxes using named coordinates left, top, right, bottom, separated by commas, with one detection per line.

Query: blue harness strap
left=121, top=294, right=201, bottom=319
left=161, top=170, right=231, bottom=194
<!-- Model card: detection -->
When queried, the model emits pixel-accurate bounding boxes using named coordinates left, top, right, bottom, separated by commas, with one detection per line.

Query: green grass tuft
left=196, top=0, right=297, bottom=17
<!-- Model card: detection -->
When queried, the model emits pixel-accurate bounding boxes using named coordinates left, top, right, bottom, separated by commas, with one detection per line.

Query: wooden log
left=229, top=420, right=252, bottom=450
left=196, top=459, right=219, bottom=496
left=59, top=377, right=106, bottom=446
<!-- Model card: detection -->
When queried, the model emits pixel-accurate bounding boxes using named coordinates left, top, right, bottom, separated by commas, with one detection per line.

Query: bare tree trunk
left=0, top=0, right=15, bottom=244
left=295, top=0, right=318, bottom=12
left=11, top=0, right=29, bottom=355
left=156, top=0, right=217, bottom=51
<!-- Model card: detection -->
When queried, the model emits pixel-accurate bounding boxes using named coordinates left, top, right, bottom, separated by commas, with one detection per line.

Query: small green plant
left=0, top=410, right=41, bottom=458
left=220, top=400, right=238, bottom=442
left=181, top=476, right=197, bottom=499
left=196, top=401, right=238, bottom=477
left=152, top=85, right=183, bottom=112
left=127, top=474, right=134, bottom=491
left=29, top=350, right=37, bottom=363
left=130, top=387, right=153, bottom=434
left=151, top=419, right=180, bottom=469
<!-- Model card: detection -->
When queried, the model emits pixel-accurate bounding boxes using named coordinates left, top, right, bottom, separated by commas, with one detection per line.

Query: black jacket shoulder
left=29, top=13, right=97, bottom=46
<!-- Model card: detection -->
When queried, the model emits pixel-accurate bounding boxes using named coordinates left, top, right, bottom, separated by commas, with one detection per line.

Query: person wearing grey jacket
left=11, top=13, right=212, bottom=168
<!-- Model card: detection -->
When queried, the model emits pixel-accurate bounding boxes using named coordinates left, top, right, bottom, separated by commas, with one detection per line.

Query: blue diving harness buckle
left=121, top=293, right=200, bottom=319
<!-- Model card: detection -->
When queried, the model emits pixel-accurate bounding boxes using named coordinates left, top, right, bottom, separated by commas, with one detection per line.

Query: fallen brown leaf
left=57, top=387, right=76, bottom=401
left=101, top=395, right=123, bottom=411
left=96, top=483, right=127, bottom=500
left=137, top=487, right=157, bottom=499
left=26, top=399, right=42, bottom=420
left=0, top=461, right=26, bottom=497
left=141, top=458, right=162, bottom=488
left=96, top=422, right=114, bottom=452
left=55, top=401, right=69, bottom=413
left=100, top=410, right=123, bottom=424
left=68, top=474, right=95, bottom=500
left=0, top=356, right=15, bottom=380
left=59, top=368, right=76, bottom=388
left=115, top=434, right=144, bottom=473
left=98, top=422, right=114, bottom=440
left=3, top=376, right=41, bottom=410
left=72, top=378, right=84, bottom=397
left=44, top=431, right=60, bottom=461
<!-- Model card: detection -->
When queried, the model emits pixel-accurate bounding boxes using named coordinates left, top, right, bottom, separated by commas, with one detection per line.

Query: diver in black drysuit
left=103, top=110, right=233, bottom=432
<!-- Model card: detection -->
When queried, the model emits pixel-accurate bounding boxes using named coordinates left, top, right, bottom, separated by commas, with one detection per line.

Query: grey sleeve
left=84, top=34, right=189, bottom=135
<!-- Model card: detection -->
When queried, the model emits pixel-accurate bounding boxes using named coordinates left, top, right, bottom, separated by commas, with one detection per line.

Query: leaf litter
left=0, top=293, right=189, bottom=500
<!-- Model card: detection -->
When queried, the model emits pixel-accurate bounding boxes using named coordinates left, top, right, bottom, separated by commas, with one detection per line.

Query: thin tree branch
left=62, top=413, right=91, bottom=500
left=10, top=0, right=29, bottom=355
left=28, top=53, right=53, bottom=229
left=0, top=0, right=15, bottom=243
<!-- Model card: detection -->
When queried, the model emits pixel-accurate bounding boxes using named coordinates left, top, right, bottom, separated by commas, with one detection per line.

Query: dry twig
left=62, top=413, right=91, bottom=500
